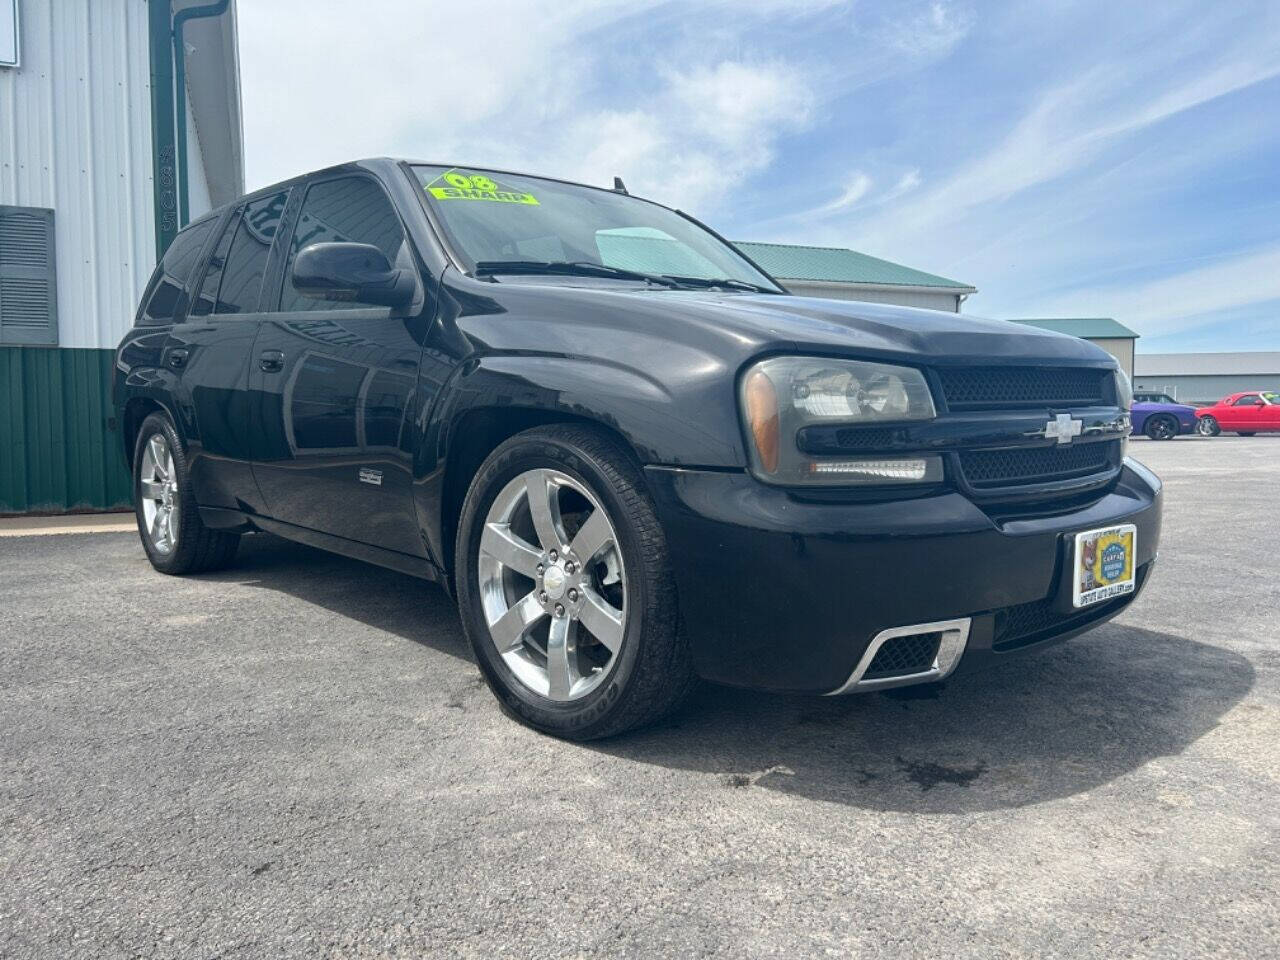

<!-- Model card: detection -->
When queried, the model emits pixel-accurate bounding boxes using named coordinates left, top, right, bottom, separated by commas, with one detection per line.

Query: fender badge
left=358, top=468, right=383, bottom=486
left=1045, top=413, right=1083, bottom=445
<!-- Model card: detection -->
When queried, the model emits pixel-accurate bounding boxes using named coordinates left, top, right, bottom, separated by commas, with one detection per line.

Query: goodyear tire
left=133, top=411, right=240, bottom=575
left=456, top=424, right=696, bottom=740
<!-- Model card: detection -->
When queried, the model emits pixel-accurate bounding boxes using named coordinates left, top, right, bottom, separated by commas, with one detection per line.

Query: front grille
left=937, top=366, right=1110, bottom=410
left=992, top=568, right=1146, bottom=651
left=863, top=632, right=941, bottom=679
left=832, top=427, right=896, bottom=450
left=958, top=440, right=1118, bottom=489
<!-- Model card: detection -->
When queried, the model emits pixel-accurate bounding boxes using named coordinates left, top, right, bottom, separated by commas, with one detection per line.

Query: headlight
left=1113, top=368, right=1133, bottom=457
left=739, top=356, right=942, bottom=486
left=1114, top=368, right=1133, bottom=410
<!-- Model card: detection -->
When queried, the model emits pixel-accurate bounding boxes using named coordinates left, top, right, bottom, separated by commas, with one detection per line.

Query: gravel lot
left=3, top=436, right=1278, bottom=959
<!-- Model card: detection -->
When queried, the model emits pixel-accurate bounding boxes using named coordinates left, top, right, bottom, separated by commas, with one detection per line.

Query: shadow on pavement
left=210, top=534, right=1253, bottom=814
left=593, top=625, right=1254, bottom=813
left=202, top=532, right=472, bottom=663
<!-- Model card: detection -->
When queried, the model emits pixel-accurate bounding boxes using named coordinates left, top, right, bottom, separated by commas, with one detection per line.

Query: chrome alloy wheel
left=478, top=468, right=627, bottom=701
left=139, top=433, right=179, bottom=554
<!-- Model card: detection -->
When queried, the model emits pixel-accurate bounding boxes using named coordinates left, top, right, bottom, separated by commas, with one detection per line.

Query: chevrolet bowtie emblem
left=1045, top=413, right=1083, bottom=444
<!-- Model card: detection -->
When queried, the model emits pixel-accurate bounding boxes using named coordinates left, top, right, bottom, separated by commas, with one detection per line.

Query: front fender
left=435, top=354, right=745, bottom=468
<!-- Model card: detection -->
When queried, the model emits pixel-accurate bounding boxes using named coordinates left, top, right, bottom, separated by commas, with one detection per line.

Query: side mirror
left=291, top=242, right=415, bottom=309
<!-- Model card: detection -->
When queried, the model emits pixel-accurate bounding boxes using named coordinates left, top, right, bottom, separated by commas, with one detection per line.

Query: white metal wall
left=0, top=0, right=153, bottom=350
left=1133, top=375, right=1280, bottom=404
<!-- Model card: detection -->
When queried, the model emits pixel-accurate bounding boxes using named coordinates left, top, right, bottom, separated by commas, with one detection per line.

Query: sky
left=237, top=0, right=1280, bottom=353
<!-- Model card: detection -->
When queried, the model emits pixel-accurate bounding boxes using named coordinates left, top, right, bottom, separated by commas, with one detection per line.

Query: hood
left=465, top=276, right=1120, bottom=369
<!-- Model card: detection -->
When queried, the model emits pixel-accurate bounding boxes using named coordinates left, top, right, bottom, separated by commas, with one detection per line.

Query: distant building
left=1008, top=318, right=1139, bottom=379
left=0, top=0, right=242, bottom=513
left=1134, top=352, right=1280, bottom=404
left=734, top=242, right=976, bottom=313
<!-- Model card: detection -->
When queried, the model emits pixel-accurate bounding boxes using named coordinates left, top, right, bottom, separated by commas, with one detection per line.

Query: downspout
left=147, top=1, right=177, bottom=257
left=172, top=0, right=231, bottom=227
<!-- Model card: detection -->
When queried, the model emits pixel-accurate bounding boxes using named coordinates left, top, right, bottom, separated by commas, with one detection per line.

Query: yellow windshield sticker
left=425, top=170, right=539, bottom=205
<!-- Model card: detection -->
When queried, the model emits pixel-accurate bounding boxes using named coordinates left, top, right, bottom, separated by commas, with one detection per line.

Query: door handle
left=166, top=348, right=189, bottom=369
left=259, top=350, right=285, bottom=373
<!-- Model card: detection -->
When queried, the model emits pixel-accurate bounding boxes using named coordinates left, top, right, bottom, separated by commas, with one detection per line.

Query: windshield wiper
left=662, top=275, right=783, bottom=294
left=473, top=260, right=681, bottom=289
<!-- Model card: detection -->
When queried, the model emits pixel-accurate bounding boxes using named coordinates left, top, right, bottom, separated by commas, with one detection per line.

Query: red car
left=1196, top=391, right=1280, bottom=436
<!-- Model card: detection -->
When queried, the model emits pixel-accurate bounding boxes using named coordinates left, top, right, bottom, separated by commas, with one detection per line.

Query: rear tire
left=1197, top=416, right=1220, bottom=437
left=1144, top=415, right=1177, bottom=440
left=455, top=424, right=696, bottom=740
left=133, top=411, right=240, bottom=575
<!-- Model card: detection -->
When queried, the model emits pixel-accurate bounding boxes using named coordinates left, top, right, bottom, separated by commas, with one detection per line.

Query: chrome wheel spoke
left=478, top=466, right=628, bottom=702
left=578, top=586, right=624, bottom=653
left=140, top=479, right=164, bottom=500
left=165, top=503, right=178, bottom=546
left=489, top=590, right=546, bottom=653
left=480, top=522, right=542, bottom=579
left=546, top=614, right=578, bottom=699
left=569, top=507, right=612, bottom=565
left=525, top=469, right=564, bottom=552
left=149, top=436, right=168, bottom=479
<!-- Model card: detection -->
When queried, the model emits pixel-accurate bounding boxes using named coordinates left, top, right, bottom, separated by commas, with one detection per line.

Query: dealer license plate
left=1072, top=524, right=1137, bottom=608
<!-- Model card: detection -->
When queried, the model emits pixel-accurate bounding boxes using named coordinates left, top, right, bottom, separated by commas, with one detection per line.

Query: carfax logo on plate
left=1100, top=541, right=1127, bottom=582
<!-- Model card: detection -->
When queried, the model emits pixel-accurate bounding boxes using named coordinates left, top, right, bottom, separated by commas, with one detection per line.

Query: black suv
left=114, top=159, right=1162, bottom=739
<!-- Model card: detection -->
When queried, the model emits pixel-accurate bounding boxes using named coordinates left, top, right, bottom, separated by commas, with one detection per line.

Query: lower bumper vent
left=862, top=632, right=942, bottom=680
left=827, top=618, right=971, bottom=695
left=993, top=563, right=1150, bottom=651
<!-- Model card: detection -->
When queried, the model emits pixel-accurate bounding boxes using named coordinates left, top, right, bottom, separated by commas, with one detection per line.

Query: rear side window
left=1233, top=395, right=1262, bottom=406
left=215, top=191, right=289, bottom=315
left=279, top=176, right=410, bottom=313
left=136, top=218, right=215, bottom=325
left=190, top=211, right=240, bottom=317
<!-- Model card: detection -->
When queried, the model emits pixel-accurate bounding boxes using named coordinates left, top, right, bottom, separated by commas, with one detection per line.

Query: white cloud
left=846, top=44, right=1280, bottom=261
left=1025, top=245, right=1280, bottom=337
left=238, top=0, right=829, bottom=214
left=876, top=1, right=974, bottom=57
left=881, top=169, right=921, bottom=201
left=818, top=172, right=873, bottom=212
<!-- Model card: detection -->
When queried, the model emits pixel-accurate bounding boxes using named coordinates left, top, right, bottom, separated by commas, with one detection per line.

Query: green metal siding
left=0, top=346, right=131, bottom=513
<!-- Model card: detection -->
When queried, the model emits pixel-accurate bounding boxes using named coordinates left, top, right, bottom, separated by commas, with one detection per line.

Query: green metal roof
left=733, top=241, right=975, bottom=290
left=1009, top=318, right=1139, bottom=339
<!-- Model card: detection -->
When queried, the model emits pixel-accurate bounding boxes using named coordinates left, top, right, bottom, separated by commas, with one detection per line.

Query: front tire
left=1144, top=415, right=1177, bottom=440
left=455, top=425, right=695, bottom=740
left=1197, top=416, right=1221, bottom=437
left=133, top=412, right=240, bottom=575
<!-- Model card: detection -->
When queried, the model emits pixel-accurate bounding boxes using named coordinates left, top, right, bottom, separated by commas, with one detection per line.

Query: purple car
left=1130, top=391, right=1198, bottom=440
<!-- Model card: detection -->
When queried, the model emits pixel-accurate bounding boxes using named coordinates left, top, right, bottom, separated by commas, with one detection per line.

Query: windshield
left=414, top=166, right=781, bottom=291
left=1264, top=392, right=1280, bottom=404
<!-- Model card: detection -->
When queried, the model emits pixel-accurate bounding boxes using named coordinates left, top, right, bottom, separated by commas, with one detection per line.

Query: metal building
left=733, top=241, right=976, bottom=312
left=1007, top=318, right=1139, bottom=379
left=1134, top=352, right=1280, bottom=404
left=0, top=0, right=242, bottom=512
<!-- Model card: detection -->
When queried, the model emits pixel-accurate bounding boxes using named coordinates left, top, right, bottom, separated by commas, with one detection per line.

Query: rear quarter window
left=136, top=218, right=215, bottom=325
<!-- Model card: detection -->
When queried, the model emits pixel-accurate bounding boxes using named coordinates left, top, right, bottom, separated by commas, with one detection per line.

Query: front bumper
left=645, top=459, right=1163, bottom=694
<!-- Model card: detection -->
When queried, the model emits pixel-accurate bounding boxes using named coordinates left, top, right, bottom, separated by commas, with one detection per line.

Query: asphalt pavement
left=2, top=435, right=1278, bottom=958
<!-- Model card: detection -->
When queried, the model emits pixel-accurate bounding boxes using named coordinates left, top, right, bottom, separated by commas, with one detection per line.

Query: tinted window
left=190, top=211, right=239, bottom=317
left=413, top=165, right=781, bottom=290
left=216, top=191, right=289, bottom=315
left=1234, top=395, right=1262, bottom=406
left=137, top=218, right=214, bottom=325
left=280, top=177, right=410, bottom=313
